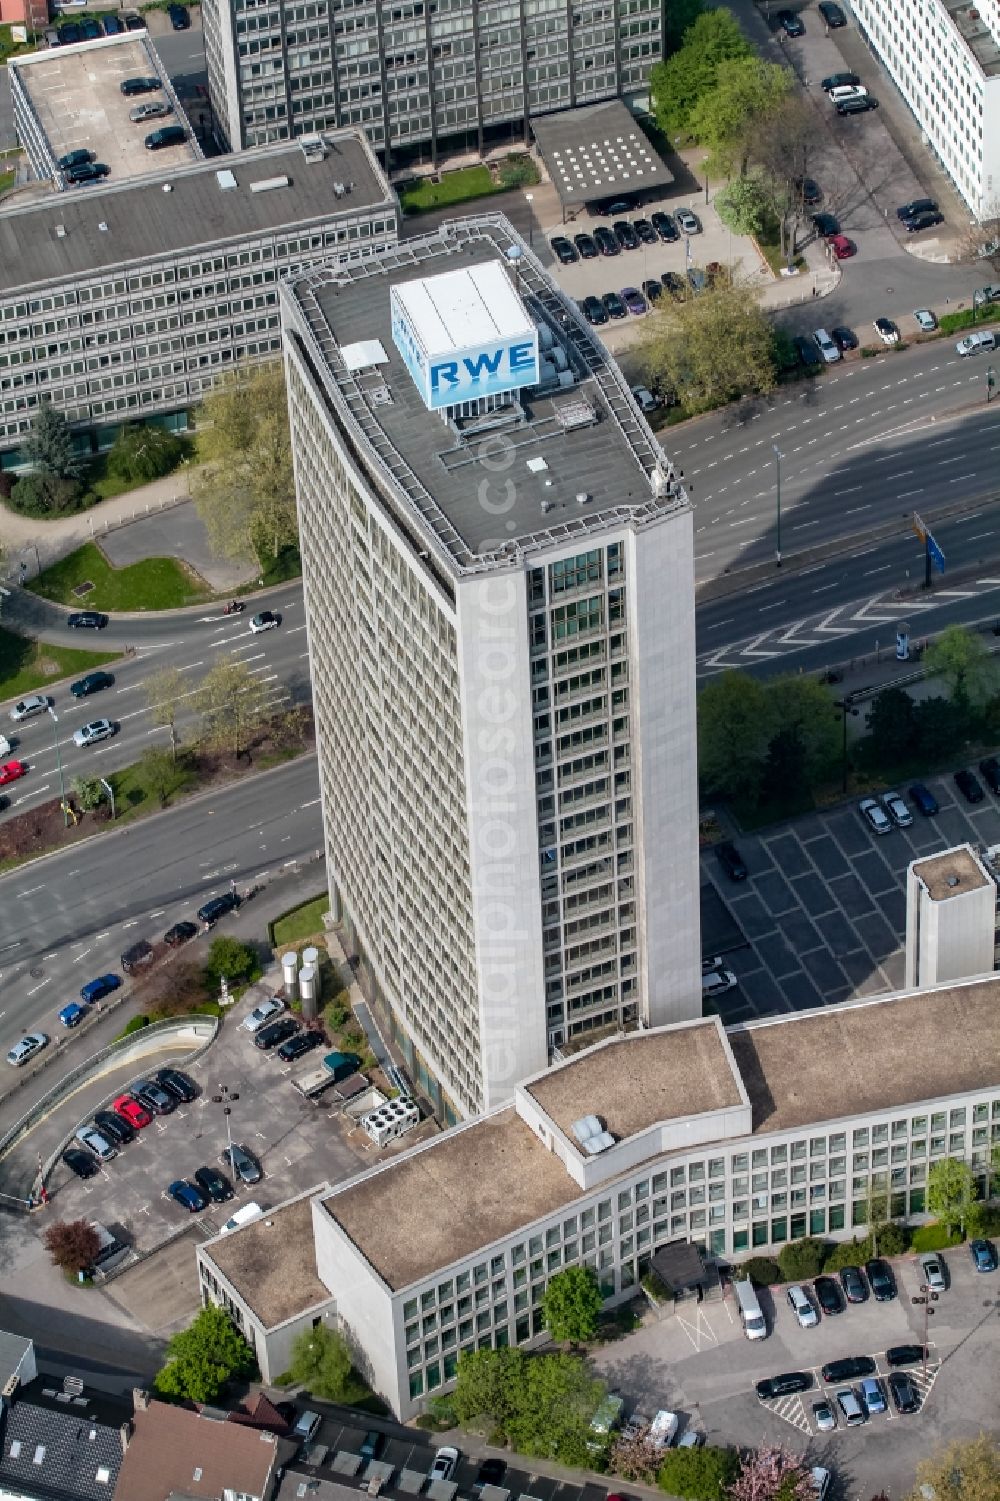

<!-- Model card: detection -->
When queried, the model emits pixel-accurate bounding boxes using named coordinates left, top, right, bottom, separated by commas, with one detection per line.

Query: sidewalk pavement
left=3, top=471, right=198, bottom=576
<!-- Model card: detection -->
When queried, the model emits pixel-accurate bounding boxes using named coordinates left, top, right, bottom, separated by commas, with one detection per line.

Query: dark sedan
left=70, top=671, right=114, bottom=698
left=969, top=1238, right=998, bottom=1272
left=154, top=1067, right=197, bottom=1102
left=812, top=211, right=840, bottom=237
left=821, top=1354, right=876, bottom=1383
left=633, top=218, right=658, bottom=245
left=255, top=1017, right=300, bottom=1051
left=642, top=279, right=662, bottom=304
left=756, top=1371, right=811, bottom=1400
left=954, top=767, right=985, bottom=804
left=57, top=149, right=94, bottom=171
left=909, top=781, right=939, bottom=815
left=980, top=756, right=1000, bottom=793
left=832, top=326, right=858, bottom=352
left=661, top=271, right=685, bottom=297
left=164, top=921, right=198, bottom=948
left=550, top=235, right=577, bottom=264
left=194, top=1165, right=233, bottom=1203
left=651, top=210, right=678, bottom=242
left=168, top=1179, right=206, bottom=1213
left=888, top=1370, right=921, bottom=1413
left=67, top=611, right=108, bottom=629
left=797, top=176, right=822, bottom=204
left=865, top=1258, right=896, bottom=1301
left=813, top=1275, right=844, bottom=1316
left=573, top=232, right=598, bottom=259
left=594, top=226, right=619, bottom=257
left=132, top=1079, right=176, bottom=1115
left=277, top=1029, right=323, bottom=1062
left=603, top=291, right=627, bottom=320
left=840, top=1265, right=868, bottom=1303
left=905, top=211, right=944, bottom=232
left=777, top=9, right=805, bottom=35
left=582, top=295, right=608, bottom=326
left=897, top=197, right=938, bottom=221
left=66, top=163, right=110, bottom=185
left=613, top=220, right=639, bottom=250
left=886, top=1343, right=928, bottom=1367
left=63, top=1148, right=99, bottom=1179
left=94, top=1109, right=135, bottom=1146
left=716, top=841, right=747, bottom=881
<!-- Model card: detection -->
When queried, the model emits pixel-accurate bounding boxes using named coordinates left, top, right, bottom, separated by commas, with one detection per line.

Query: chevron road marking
left=756, top=1393, right=812, bottom=1435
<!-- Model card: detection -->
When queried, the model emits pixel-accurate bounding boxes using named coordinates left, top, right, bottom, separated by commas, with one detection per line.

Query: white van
left=221, top=1201, right=263, bottom=1235
left=812, top=328, right=840, bottom=364
left=734, top=1277, right=768, bottom=1339
left=956, top=329, right=996, bottom=356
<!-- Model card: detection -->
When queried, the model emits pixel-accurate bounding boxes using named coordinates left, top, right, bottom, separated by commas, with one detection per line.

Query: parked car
left=908, top=781, right=939, bottom=816
left=222, top=1142, right=262, bottom=1184
left=550, top=235, right=577, bottom=264
left=67, top=611, right=108, bottom=629
left=777, top=9, right=805, bottom=35
left=885, top=1343, right=928, bottom=1366
left=168, top=1179, right=207, bottom=1213
left=66, top=162, right=110, bottom=186
left=818, top=0, right=846, bottom=24
left=828, top=234, right=855, bottom=259
left=812, top=211, right=840, bottom=237
left=832, top=326, right=858, bottom=352
left=837, top=94, right=878, bottom=114
left=103, top=15, right=123, bottom=33
left=651, top=211, right=678, bottom=242
left=473, top=1460, right=507, bottom=1491
left=0, top=761, right=27, bottom=786
left=812, top=1398, right=836, bottom=1432
left=813, top=1275, right=843, bottom=1316
left=860, top=1376, right=887, bottom=1414
left=594, top=226, right=619, bottom=257
left=95, top=1109, right=134, bottom=1145
left=430, top=1448, right=460, bottom=1483
left=835, top=1387, right=866, bottom=1425
left=796, top=176, right=822, bottom=204
left=969, top=1238, right=998, bottom=1272
left=882, top=790, right=912, bottom=827
left=58, top=1001, right=88, bottom=1029
left=154, top=1067, right=197, bottom=1102
left=194, top=1165, right=233, bottom=1203
left=120, top=76, right=162, bottom=96
left=145, top=125, right=187, bottom=150
left=956, top=330, right=997, bottom=357
left=242, top=995, right=286, bottom=1033
left=131, top=1078, right=176, bottom=1115
left=821, top=71, right=860, bottom=91
left=756, top=1372, right=812, bottom=1400
left=821, top=1355, right=876, bottom=1383
left=129, top=101, right=173, bottom=122
left=81, top=973, right=120, bottom=1004
left=914, top=308, right=938, bottom=332
left=897, top=197, right=938, bottom=221
left=715, top=841, right=748, bottom=881
left=979, top=756, right=1000, bottom=794
left=359, top=1431, right=385, bottom=1462
left=76, top=1125, right=116, bottom=1162
left=641, top=279, right=662, bottom=303
left=70, top=671, right=114, bottom=698
left=633, top=218, right=658, bottom=245
left=865, top=1258, right=897, bottom=1302
left=113, top=1094, right=152, bottom=1130
left=6, top=1032, right=48, bottom=1067
left=9, top=695, right=49, bottom=724
left=250, top=610, right=280, bottom=633
left=80, top=18, right=102, bottom=37
left=121, top=940, right=154, bottom=975
left=59, top=22, right=83, bottom=42
left=874, top=317, right=900, bottom=345
left=612, top=220, right=638, bottom=250
left=124, top=11, right=145, bottom=28
left=888, top=1370, right=921, bottom=1414
left=661, top=271, right=685, bottom=296
left=786, top=1284, right=818, bottom=1329
left=582, top=295, right=608, bottom=326
left=794, top=335, right=822, bottom=368
left=62, top=1148, right=98, bottom=1179
left=954, top=767, right=985, bottom=803
left=859, top=796, right=891, bottom=835
left=686, top=267, right=707, bottom=293
left=603, top=291, right=627, bottom=320
left=168, top=3, right=190, bottom=26
left=73, top=718, right=116, bottom=749
left=906, top=211, right=944, bottom=232
left=839, top=1265, right=868, bottom=1303
left=621, top=286, right=647, bottom=315
left=255, top=1017, right=300, bottom=1051
left=197, top=891, right=240, bottom=927
left=573, top=232, right=598, bottom=259
left=675, top=207, right=701, bottom=235
left=277, top=1029, right=323, bottom=1062
left=920, top=1253, right=946, bottom=1292
left=164, top=920, right=198, bottom=948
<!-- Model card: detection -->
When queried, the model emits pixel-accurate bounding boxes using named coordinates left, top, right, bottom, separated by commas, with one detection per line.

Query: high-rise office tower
left=202, top=0, right=663, bottom=162
left=281, top=216, right=700, bottom=1123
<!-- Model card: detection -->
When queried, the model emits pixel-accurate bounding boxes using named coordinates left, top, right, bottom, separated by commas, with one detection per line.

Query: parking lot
left=43, top=984, right=373, bottom=1255
left=700, top=767, right=1000, bottom=1024
left=593, top=1244, right=999, bottom=1499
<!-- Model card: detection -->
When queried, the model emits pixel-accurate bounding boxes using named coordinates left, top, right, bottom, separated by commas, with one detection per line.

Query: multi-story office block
left=197, top=973, right=1000, bottom=1416
left=848, top=0, right=1000, bottom=220
left=202, top=0, right=663, bottom=162
left=281, top=216, right=700, bottom=1123
left=0, top=130, right=397, bottom=466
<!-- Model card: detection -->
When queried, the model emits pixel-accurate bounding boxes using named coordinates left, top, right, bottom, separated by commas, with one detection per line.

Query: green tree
left=913, top=694, right=965, bottom=762
left=697, top=670, right=772, bottom=805
left=542, top=1265, right=603, bottom=1344
left=714, top=173, right=775, bottom=238
left=144, top=665, right=188, bottom=761
left=505, top=1352, right=604, bottom=1465
left=43, top=1219, right=100, bottom=1275
left=744, top=93, right=825, bottom=262
left=9, top=470, right=81, bottom=518
left=71, top=776, right=105, bottom=812
left=452, top=1347, right=529, bottom=1433
left=663, top=0, right=705, bottom=54
left=865, top=687, right=917, bottom=768
left=108, top=424, right=184, bottom=486
left=762, top=675, right=839, bottom=798
left=688, top=57, right=790, bottom=177
left=777, top=1237, right=826, bottom=1282
left=22, top=399, right=85, bottom=481
left=927, top=1157, right=980, bottom=1237
left=204, top=935, right=257, bottom=984
left=923, top=623, right=998, bottom=705
left=650, top=8, right=751, bottom=138
left=738, top=1256, right=781, bottom=1286
left=638, top=282, right=775, bottom=416
left=287, top=1323, right=353, bottom=1401
left=193, top=363, right=298, bottom=564
left=139, top=744, right=179, bottom=808
left=194, top=658, right=270, bottom=760
left=498, top=154, right=540, bottom=189
left=154, top=1304, right=255, bottom=1403
left=910, top=1435, right=1000, bottom=1501
left=658, top=1445, right=739, bottom=1500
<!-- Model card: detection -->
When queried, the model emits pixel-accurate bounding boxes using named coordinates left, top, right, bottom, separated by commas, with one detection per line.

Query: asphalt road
left=0, top=753, right=322, bottom=1059
left=1, top=587, right=308, bottom=819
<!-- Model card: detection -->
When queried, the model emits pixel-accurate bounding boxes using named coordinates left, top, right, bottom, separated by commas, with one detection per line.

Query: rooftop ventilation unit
left=215, top=168, right=237, bottom=190
left=98, top=221, right=108, bottom=233
left=571, top=1113, right=615, bottom=1155
left=54, top=224, right=66, bottom=238
left=250, top=175, right=290, bottom=194
left=333, top=180, right=349, bottom=197
left=299, top=132, right=326, bottom=163
left=553, top=397, right=597, bottom=432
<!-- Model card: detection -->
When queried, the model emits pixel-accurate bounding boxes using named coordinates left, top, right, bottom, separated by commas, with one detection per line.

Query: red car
left=828, top=234, right=855, bottom=259
left=0, top=760, right=26, bottom=786
left=113, top=1093, right=152, bottom=1129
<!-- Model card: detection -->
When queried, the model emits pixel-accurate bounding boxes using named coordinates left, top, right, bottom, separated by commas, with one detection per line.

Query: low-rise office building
left=198, top=973, right=1000, bottom=1419
left=0, top=128, right=397, bottom=466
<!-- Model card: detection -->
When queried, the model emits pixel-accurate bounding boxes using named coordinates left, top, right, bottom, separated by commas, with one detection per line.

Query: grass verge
left=399, top=165, right=498, bottom=214
left=0, top=624, right=117, bottom=702
left=271, top=894, right=328, bottom=947
left=259, top=543, right=302, bottom=587
left=27, top=541, right=210, bottom=612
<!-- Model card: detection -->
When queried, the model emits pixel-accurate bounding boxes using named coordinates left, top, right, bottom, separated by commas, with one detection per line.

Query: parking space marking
left=674, top=1306, right=721, bottom=1353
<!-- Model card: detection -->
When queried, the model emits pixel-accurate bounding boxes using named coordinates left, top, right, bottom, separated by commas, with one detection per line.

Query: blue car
left=908, top=782, right=939, bottom=816
left=969, top=1238, right=998, bottom=1272
left=58, top=1001, right=87, bottom=1029
left=81, top=973, right=121, bottom=1005
left=168, top=1180, right=207, bottom=1213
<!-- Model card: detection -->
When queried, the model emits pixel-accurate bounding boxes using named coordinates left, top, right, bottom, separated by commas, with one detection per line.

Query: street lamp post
left=912, top=1286, right=938, bottom=1384
left=46, top=705, right=69, bottom=828
left=524, top=191, right=534, bottom=250
left=834, top=697, right=861, bottom=792
left=211, top=1083, right=240, bottom=1168
left=773, top=445, right=784, bottom=566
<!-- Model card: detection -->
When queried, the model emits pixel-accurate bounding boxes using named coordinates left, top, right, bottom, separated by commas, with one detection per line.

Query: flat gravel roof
left=203, top=1192, right=332, bottom=1328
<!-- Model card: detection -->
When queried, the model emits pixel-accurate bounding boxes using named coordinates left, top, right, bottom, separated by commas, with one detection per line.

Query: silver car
left=73, top=718, right=116, bottom=748
left=6, top=1031, right=48, bottom=1067
left=675, top=207, right=701, bottom=235
left=9, top=695, right=49, bottom=724
left=241, top=995, right=286, bottom=1032
left=882, top=790, right=912, bottom=827
left=786, top=1283, right=819, bottom=1328
left=920, top=1252, right=946, bottom=1293
left=76, top=1124, right=116, bottom=1162
left=859, top=796, right=891, bottom=834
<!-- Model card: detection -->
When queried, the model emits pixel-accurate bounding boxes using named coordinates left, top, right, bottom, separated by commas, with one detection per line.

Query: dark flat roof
left=0, top=130, right=395, bottom=293
left=530, top=100, right=674, bottom=206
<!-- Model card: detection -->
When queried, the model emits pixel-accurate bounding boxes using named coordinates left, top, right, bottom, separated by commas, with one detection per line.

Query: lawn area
left=27, top=542, right=210, bottom=611
left=0, top=169, right=14, bottom=197
left=0, top=625, right=117, bottom=702
left=272, top=893, right=328, bottom=946
left=259, top=543, right=302, bottom=587
left=399, top=165, right=498, bottom=214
